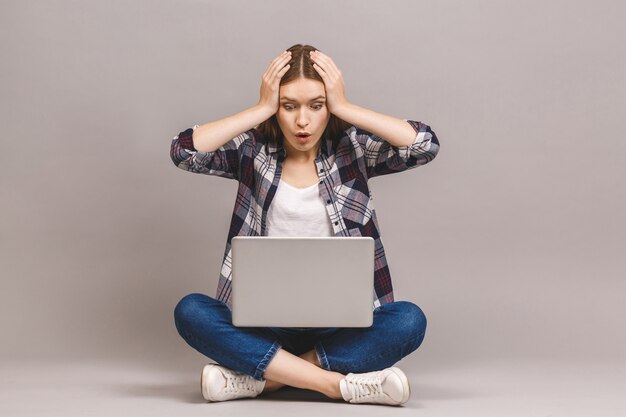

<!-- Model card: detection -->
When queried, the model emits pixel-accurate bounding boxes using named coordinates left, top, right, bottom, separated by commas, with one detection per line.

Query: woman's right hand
left=257, top=50, right=292, bottom=113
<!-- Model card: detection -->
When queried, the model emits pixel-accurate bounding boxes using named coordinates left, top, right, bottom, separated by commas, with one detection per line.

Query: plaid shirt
left=170, top=119, right=440, bottom=310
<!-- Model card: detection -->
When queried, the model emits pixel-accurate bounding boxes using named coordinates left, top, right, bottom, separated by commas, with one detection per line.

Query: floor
left=2, top=356, right=624, bottom=416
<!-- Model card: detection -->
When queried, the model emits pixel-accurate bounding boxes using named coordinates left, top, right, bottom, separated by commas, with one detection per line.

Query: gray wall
left=1, top=0, right=624, bottom=369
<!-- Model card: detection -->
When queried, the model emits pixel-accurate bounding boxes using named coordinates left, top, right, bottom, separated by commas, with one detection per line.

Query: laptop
left=231, top=236, right=375, bottom=328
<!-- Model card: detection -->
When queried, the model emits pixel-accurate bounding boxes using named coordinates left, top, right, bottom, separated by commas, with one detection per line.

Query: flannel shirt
left=170, top=119, right=440, bottom=310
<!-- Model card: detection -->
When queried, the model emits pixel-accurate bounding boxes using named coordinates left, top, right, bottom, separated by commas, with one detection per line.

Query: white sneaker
left=339, top=366, right=410, bottom=405
left=200, top=363, right=266, bottom=402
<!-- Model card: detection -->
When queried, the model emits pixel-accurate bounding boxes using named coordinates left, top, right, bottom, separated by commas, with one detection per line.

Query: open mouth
left=295, top=133, right=311, bottom=142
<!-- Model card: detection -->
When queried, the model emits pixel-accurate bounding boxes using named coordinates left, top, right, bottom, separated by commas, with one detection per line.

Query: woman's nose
left=297, top=111, right=309, bottom=127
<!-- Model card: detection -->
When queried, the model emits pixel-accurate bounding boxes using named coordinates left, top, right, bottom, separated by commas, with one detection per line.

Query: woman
left=170, top=44, right=440, bottom=406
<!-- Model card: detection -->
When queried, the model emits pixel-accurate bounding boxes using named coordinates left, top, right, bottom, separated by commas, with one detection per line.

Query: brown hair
left=256, top=44, right=351, bottom=151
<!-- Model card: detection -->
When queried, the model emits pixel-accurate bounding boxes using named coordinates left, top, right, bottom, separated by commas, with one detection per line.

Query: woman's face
left=276, top=78, right=330, bottom=158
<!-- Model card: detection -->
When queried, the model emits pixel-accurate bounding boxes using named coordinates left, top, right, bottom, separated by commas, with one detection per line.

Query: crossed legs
left=262, top=348, right=344, bottom=399
left=174, top=293, right=426, bottom=401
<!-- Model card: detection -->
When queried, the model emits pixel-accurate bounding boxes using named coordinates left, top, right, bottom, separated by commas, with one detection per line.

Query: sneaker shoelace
left=224, top=372, right=260, bottom=394
left=345, top=374, right=385, bottom=401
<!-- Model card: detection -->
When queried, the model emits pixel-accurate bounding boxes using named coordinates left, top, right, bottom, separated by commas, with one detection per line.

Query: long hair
left=256, top=44, right=352, bottom=151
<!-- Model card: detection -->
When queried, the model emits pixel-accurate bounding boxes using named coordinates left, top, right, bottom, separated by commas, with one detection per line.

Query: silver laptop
left=231, top=236, right=374, bottom=328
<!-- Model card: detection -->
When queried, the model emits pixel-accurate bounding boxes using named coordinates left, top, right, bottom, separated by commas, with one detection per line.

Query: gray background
left=1, top=0, right=625, bottom=415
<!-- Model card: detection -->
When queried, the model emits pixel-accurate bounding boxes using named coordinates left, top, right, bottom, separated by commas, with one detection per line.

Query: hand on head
left=257, top=50, right=292, bottom=113
left=309, top=50, right=349, bottom=114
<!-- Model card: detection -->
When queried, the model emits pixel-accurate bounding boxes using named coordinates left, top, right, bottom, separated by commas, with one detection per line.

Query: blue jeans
left=174, top=293, right=427, bottom=381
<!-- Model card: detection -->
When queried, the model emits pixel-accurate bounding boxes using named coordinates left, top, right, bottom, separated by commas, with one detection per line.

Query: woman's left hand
left=310, top=50, right=350, bottom=115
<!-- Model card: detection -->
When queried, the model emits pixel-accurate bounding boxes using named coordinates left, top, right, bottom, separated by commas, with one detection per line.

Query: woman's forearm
left=332, top=102, right=417, bottom=147
left=192, top=105, right=275, bottom=152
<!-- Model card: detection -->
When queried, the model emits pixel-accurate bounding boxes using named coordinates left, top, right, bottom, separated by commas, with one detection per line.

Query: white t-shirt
left=266, top=179, right=334, bottom=237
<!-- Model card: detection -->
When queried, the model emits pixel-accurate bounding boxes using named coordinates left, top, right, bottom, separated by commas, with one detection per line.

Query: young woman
left=170, top=44, right=440, bottom=406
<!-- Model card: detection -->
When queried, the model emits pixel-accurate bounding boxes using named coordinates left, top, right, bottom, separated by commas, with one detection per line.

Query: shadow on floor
left=113, top=380, right=473, bottom=405
left=259, top=386, right=339, bottom=403
left=113, top=381, right=341, bottom=404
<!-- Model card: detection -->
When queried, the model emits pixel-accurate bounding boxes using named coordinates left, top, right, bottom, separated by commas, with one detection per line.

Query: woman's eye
left=283, top=104, right=323, bottom=110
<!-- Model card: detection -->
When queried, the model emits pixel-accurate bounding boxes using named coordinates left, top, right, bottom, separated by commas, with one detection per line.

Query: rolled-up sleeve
left=170, top=124, right=254, bottom=181
left=353, top=119, right=440, bottom=179
left=399, top=118, right=440, bottom=168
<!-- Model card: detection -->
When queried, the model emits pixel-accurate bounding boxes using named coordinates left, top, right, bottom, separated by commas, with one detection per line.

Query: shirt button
left=326, top=199, right=331, bottom=204
left=319, top=169, right=325, bottom=172
left=334, top=221, right=338, bottom=225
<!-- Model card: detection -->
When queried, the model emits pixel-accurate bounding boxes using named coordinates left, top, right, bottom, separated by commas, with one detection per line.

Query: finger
left=278, top=63, right=290, bottom=76
left=274, top=50, right=291, bottom=63
left=313, top=61, right=338, bottom=87
left=309, top=51, right=332, bottom=76
left=265, top=51, right=291, bottom=74
left=312, top=62, right=328, bottom=81
left=312, top=51, right=340, bottom=75
left=267, top=52, right=291, bottom=74
left=311, top=52, right=340, bottom=79
left=266, top=53, right=292, bottom=81
left=312, top=50, right=333, bottom=63
left=270, top=58, right=291, bottom=82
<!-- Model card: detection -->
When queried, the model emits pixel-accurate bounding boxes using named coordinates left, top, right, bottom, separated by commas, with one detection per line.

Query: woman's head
left=281, top=44, right=323, bottom=86
left=256, top=44, right=351, bottom=157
